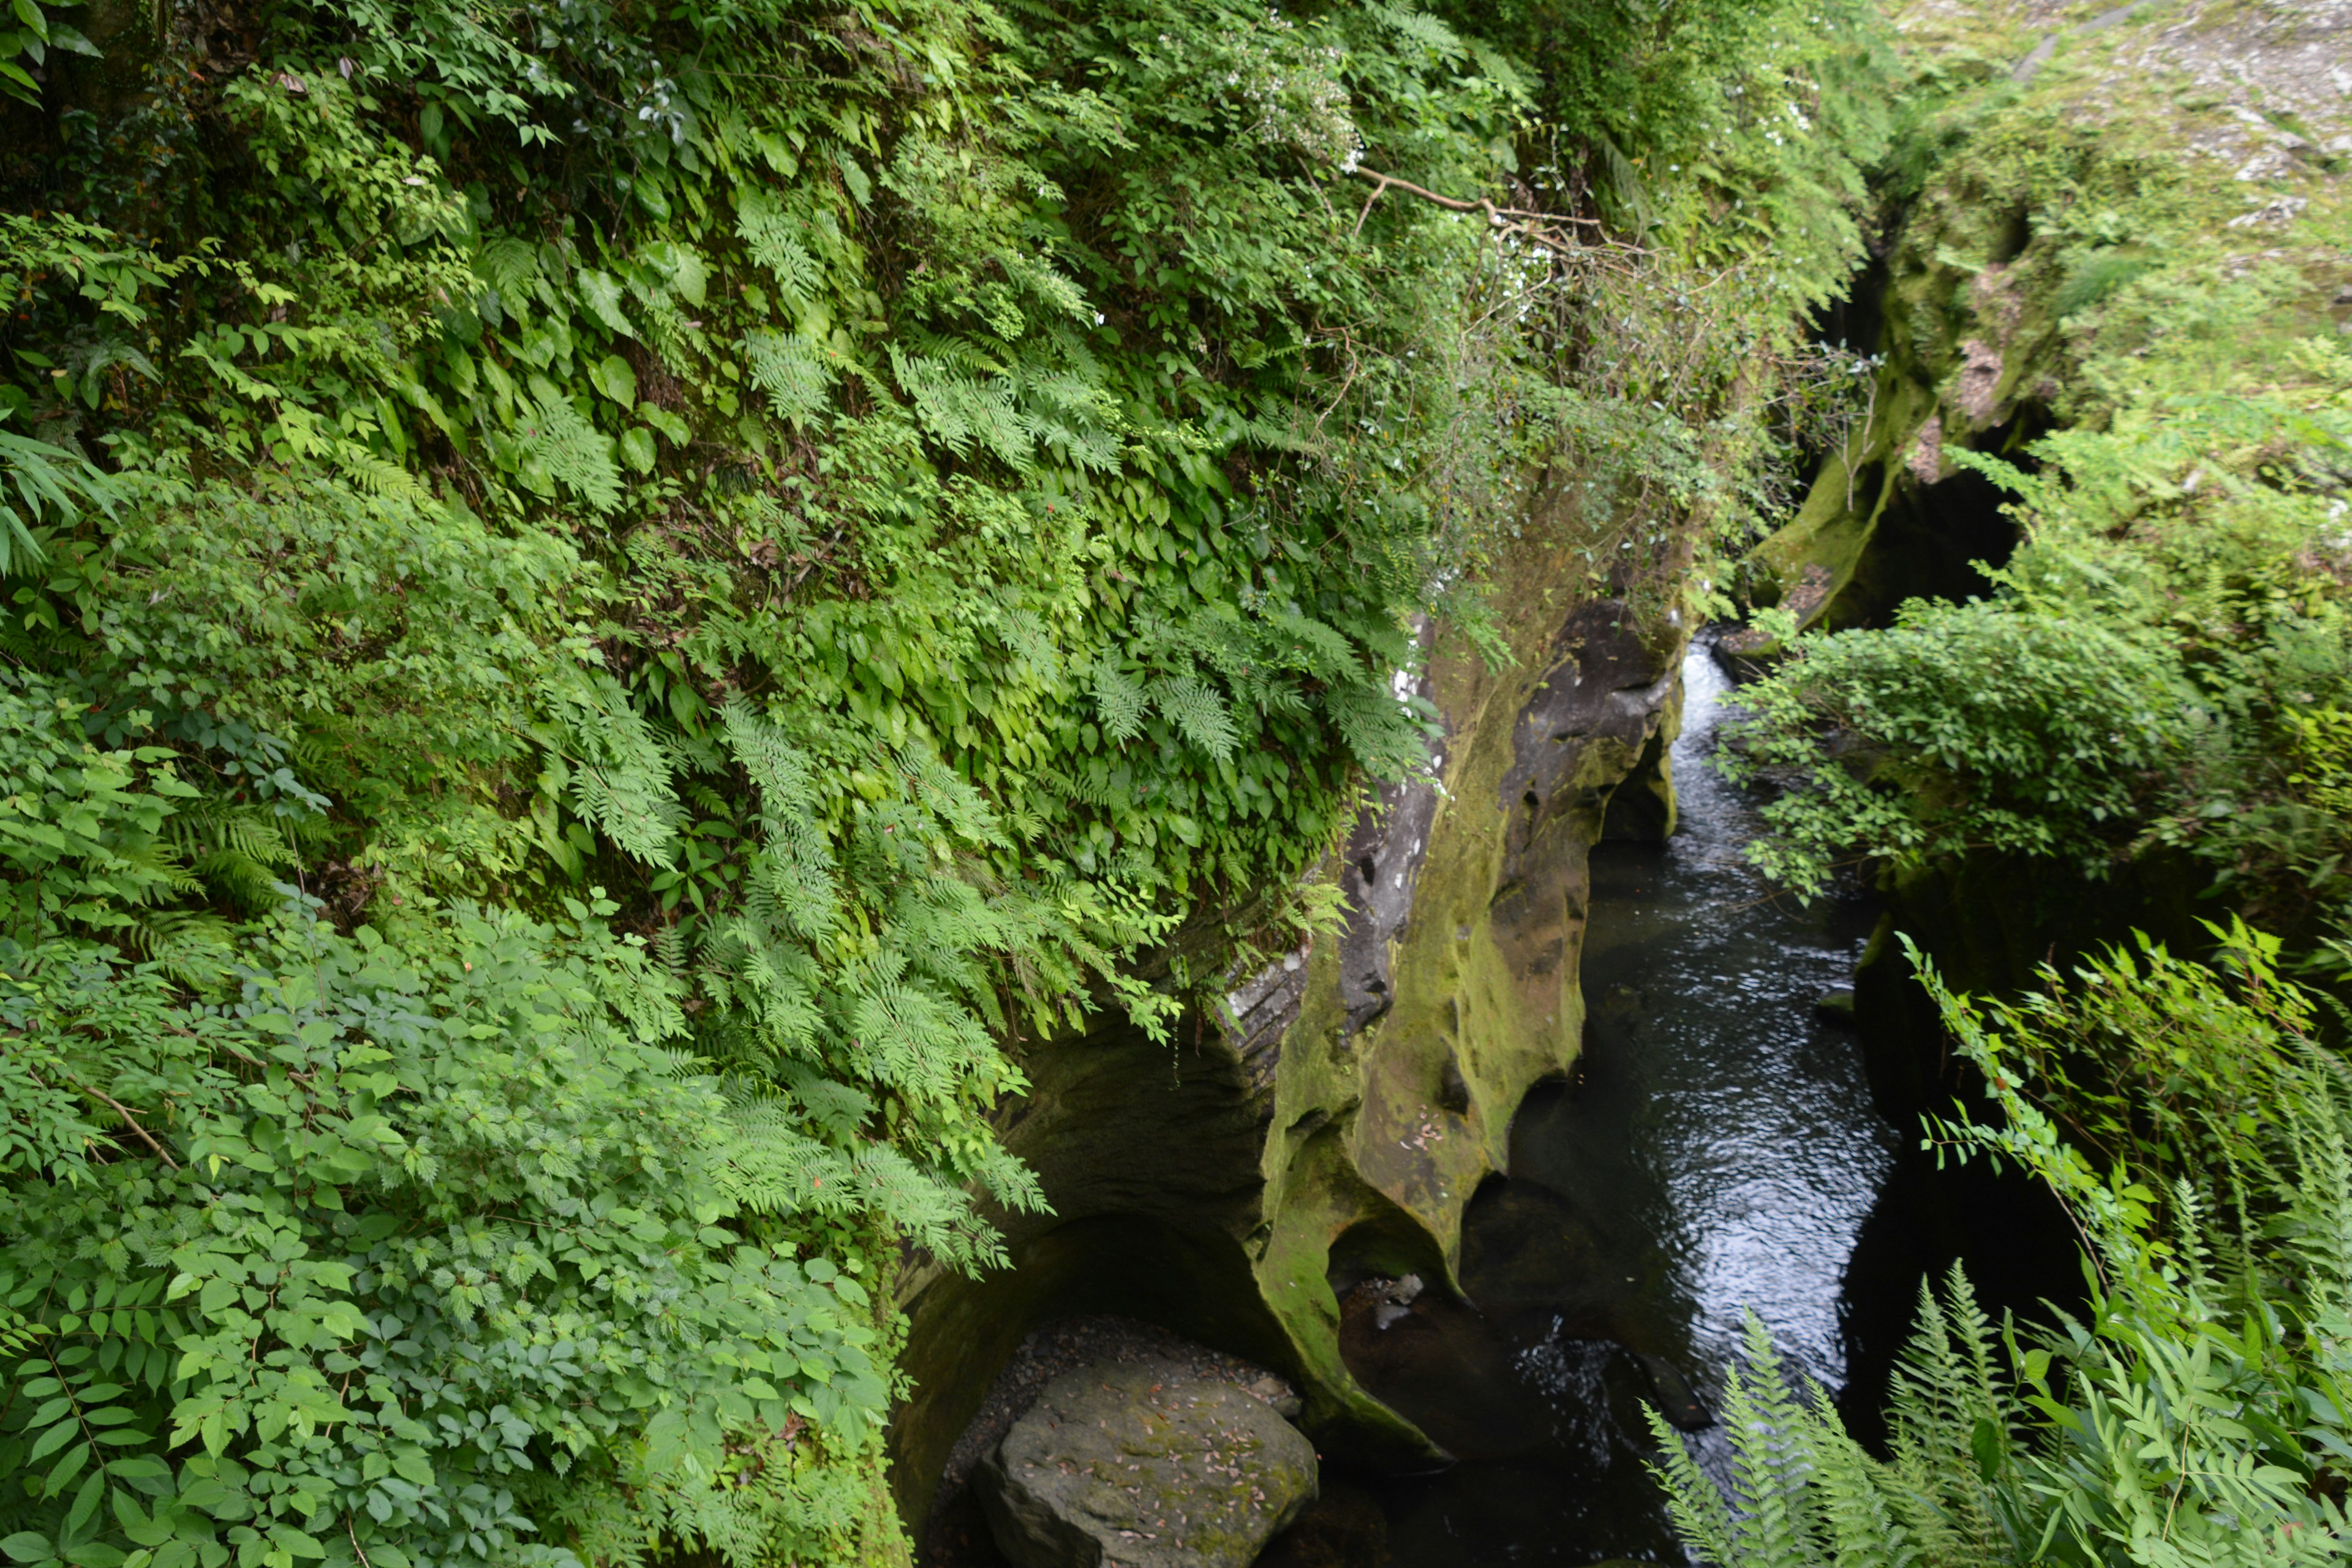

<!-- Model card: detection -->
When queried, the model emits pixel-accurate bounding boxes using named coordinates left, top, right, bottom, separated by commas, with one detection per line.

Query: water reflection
left=1360, top=639, right=1891, bottom=1564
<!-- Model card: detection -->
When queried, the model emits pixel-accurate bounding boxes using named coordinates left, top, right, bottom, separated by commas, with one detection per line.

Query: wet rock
left=1333, top=1278, right=1551, bottom=1461
left=1458, top=1180, right=1632, bottom=1326
left=1253, top=1482, right=1389, bottom=1568
left=1815, top=986, right=1857, bottom=1022
left=1632, top=1352, right=1711, bottom=1431
left=976, top=1357, right=1317, bottom=1568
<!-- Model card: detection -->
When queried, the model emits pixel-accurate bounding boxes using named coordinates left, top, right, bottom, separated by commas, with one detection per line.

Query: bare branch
left=66, top=1075, right=181, bottom=1172
left=1348, top=166, right=1621, bottom=258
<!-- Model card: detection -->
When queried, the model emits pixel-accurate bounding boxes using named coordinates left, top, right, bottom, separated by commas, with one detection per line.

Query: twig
left=1348, top=166, right=1614, bottom=249
left=66, top=1075, right=179, bottom=1171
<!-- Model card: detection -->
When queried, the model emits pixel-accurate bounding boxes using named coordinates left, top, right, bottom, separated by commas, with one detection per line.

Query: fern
left=514, top=388, right=622, bottom=511
left=1662, top=941, right=2352, bottom=1568
left=886, top=345, right=1034, bottom=470
left=545, top=668, right=681, bottom=862
left=720, top=700, right=837, bottom=938
left=1325, top=677, right=1436, bottom=780
left=1091, top=659, right=1147, bottom=743
left=744, top=328, right=831, bottom=426
left=474, top=233, right=541, bottom=309
left=1651, top=1287, right=2025, bottom=1568
left=735, top=190, right=824, bottom=312
left=335, top=443, right=434, bottom=502
left=1150, top=671, right=1237, bottom=760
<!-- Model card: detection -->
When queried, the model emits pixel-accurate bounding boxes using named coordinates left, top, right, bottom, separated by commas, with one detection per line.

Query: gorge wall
left=890, top=481, right=1687, bottom=1532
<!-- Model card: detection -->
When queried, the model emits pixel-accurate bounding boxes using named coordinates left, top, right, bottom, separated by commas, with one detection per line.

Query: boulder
left=975, top=1357, right=1317, bottom=1568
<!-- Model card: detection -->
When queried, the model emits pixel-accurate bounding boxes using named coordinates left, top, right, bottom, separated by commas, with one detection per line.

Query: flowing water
left=1346, top=639, right=1898, bottom=1564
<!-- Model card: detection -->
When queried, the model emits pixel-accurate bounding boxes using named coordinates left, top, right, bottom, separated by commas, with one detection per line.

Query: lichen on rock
left=974, top=1358, right=1317, bottom=1568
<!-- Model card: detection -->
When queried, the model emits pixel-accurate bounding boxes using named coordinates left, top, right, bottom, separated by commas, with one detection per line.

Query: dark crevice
left=1825, top=403, right=2051, bottom=630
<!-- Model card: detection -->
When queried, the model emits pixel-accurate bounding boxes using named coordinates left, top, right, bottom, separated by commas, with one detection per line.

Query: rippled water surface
left=1362, top=641, right=1894, bottom=1564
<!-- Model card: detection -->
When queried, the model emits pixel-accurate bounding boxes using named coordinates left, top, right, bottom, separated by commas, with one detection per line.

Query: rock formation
left=975, top=1359, right=1317, bottom=1568
left=893, top=499, right=1688, bottom=1535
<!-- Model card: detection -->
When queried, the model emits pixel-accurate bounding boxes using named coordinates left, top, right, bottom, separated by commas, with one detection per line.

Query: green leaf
left=637, top=404, right=689, bottom=445
left=590, top=354, right=636, bottom=407
left=1, top=1533, right=55, bottom=1564
left=575, top=271, right=632, bottom=336
left=46, top=1440, right=91, bottom=1496
left=619, top=426, right=655, bottom=474
left=62, top=1470, right=104, bottom=1538
left=29, top=1419, right=78, bottom=1462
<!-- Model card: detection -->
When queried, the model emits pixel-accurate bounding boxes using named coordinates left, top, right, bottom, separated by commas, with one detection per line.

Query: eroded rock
left=976, top=1357, right=1317, bottom=1568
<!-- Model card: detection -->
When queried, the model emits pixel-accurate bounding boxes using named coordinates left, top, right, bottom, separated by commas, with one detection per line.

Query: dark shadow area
left=1809, top=249, right=1890, bottom=357
left=911, top=1214, right=1302, bottom=1568
left=1835, top=1139, right=2084, bottom=1452
left=895, top=1001, right=1300, bottom=1566
left=1826, top=845, right=2206, bottom=1452
left=1824, top=404, right=2050, bottom=631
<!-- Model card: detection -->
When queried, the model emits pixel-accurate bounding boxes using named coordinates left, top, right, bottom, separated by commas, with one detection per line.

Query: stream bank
left=905, top=633, right=2082, bottom=1567
left=1319, top=638, right=1893, bottom=1562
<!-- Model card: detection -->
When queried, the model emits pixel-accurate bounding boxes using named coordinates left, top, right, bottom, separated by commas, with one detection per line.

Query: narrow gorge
left=0, top=0, right=2345, bottom=1563
left=896, top=0, right=2352, bottom=1555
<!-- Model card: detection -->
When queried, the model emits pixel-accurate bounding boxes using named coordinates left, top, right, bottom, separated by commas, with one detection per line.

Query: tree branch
left=66, top=1074, right=181, bottom=1171
left=1348, top=166, right=1613, bottom=251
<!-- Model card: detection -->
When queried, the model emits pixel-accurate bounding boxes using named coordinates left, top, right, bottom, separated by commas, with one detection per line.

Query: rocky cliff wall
left=891, top=486, right=1687, bottom=1533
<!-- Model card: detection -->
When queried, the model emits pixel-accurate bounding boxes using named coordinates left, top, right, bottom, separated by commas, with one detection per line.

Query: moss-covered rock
left=1747, top=0, right=2351, bottom=643
left=974, top=1358, right=1317, bottom=1568
left=1245, top=587, right=1681, bottom=1466
left=889, top=492, right=1687, bottom=1534
left=1747, top=236, right=2054, bottom=639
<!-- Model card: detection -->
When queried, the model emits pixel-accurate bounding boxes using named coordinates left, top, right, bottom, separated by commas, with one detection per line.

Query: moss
left=1237, top=494, right=1686, bottom=1463
left=1749, top=0, right=2350, bottom=636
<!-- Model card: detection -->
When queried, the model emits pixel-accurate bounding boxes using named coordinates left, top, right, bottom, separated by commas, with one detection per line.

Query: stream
left=1341, top=638, right=1898, bottom=1563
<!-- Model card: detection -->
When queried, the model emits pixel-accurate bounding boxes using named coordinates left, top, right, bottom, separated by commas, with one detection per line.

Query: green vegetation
left=0, top=0, right=1895, bottom=1559
left=1722, top=0, right=2352, bottom=960
left=1655, top=927, right=2352, bottom=1568
left=1672, top=9, right=2352, bottom=1568
left=1727, top=273, right=2352, bottom=945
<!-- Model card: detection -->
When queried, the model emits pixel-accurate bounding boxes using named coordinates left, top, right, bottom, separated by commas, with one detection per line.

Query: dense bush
left=1724, top=284, right=2352, bottom=951
left=0, top=0, right=1891, bottom=1558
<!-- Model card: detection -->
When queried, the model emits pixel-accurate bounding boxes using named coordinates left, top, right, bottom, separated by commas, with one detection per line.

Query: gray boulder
left=975, top=1357, right=1317, bottom=1568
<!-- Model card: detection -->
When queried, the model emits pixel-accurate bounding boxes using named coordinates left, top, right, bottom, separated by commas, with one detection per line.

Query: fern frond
left=1091, top=660, right=1146, bottom=744
left=1325, top=676, right=1431, bottom=779
left=1150, top=671, right=1237, bottom=760
left=735, top=190, right=824, bottom=312
left=887, top=345, right=1035, bottom=470
left=514, top=390, right=622, bottom=513
left=745, top=328, right=832, bottom=426
left=543, top=668, right=680, bottom=862
left=475, top=235, right=540, bottom=299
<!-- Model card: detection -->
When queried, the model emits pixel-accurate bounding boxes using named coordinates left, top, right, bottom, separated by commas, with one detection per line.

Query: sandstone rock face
left=975, top=1358, right=1317, bottom=1568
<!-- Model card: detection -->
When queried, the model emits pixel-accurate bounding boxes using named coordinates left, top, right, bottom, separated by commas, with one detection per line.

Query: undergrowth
left=0, top=0, right=1895, bottom=1560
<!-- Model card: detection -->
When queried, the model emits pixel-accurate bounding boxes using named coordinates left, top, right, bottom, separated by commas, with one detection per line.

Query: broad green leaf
left=590, top=354, right=636, bottom=407
left=619, top=426, right=655, bottom=473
